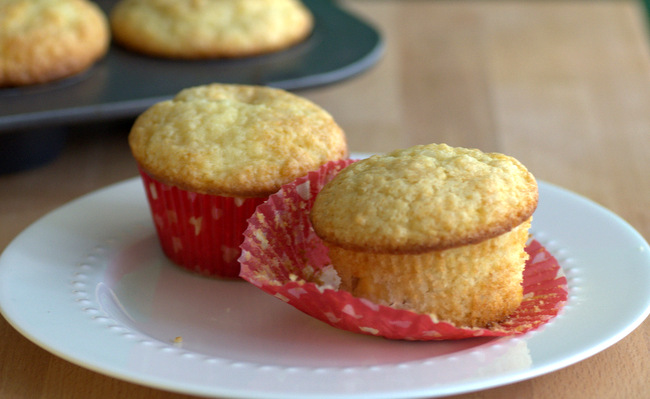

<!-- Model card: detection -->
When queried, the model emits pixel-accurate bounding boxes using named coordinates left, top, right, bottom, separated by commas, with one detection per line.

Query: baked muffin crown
left=0, top=0, right=109, bottom=87
left=310, top=143, right=538, bottom=253
left=110, top=0, right=313, bottom=59
left=129, top=84, right=348, bottom=197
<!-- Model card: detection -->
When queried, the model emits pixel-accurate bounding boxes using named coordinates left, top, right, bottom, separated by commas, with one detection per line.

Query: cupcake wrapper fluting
left=239, top=159, right=569, bottom=340
left=139, top=167, right=267, bottom=278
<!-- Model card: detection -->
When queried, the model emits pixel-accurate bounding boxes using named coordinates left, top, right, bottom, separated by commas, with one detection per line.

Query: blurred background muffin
left=110, top=0, right=314, bottom=59
left=0, top=0, right=110, bottom=87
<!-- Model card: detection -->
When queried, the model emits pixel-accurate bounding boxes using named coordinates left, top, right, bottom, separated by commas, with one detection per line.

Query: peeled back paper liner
left=239, top=159, right=568, bottom=340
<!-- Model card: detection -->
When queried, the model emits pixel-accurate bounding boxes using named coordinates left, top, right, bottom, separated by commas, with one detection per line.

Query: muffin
left=309, top=144, right=538, bottom=327
left=0, top=0, right=110, bottom=88
left=129, top=83, right=347, bottom=278
left=240, top=159, right=566, bottom=340
left=110, top=0, right=314, bottom=59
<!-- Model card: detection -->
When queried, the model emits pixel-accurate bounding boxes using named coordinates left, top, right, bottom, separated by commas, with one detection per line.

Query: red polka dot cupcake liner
left=138, top=167, right=267, bottom=278
left=239, top=159, right=569, bottom=340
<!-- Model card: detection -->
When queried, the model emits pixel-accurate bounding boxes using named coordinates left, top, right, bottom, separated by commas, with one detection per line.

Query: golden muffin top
left=110, top=0, right=313, bottom=58
left=129, top=84, right=348, bottom=197
left=310, top=143, right=538, bottom=253
left=0, top=0, right=109, bottom=87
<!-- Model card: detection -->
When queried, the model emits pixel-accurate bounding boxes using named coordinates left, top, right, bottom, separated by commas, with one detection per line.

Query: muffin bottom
left=326, top=219, right=532, bottom=328
left=138, top=167, right=267, bottom=278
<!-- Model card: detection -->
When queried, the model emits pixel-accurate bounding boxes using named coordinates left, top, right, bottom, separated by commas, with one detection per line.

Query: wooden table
left=1, top=1, right=649, bottom=398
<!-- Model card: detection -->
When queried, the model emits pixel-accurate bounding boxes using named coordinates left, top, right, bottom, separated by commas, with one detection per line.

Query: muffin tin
left=0, top=0, right=383, bottom=172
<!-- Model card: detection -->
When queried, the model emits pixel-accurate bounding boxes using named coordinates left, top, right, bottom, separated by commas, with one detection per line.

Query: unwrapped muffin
left=0, top=0, right=110, bottom=87
left=309, top=144, right=538, bottom=327
left=129, top=83, right=347, bottom=277
left=110, top=0, right=314, bottom=59
left=240, top=159, right=566, bottom=340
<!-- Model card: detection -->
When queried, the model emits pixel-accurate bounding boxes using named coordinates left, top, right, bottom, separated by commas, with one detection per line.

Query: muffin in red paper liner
left=239, top=159, right=568, bottom=340
left=129, top=83, right=347, bottom=278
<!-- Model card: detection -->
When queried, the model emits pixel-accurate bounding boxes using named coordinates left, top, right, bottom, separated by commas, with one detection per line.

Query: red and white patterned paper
left=239, top=160, right=568, bottom=340
left=139, top=168, right=267, bottom=278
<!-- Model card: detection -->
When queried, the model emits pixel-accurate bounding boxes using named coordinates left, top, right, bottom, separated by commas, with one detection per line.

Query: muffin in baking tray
left=110, top=0, right=314, bottom=59
left=310, top=144, right=538, bottom=327
left=129, top=83, right=348, bottom=278
left=0, top=0, right=110, bottom=87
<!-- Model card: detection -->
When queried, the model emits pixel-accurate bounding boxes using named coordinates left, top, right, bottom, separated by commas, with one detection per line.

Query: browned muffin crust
left=0, top=0, right=109, bottom=87
left=311, top=144, right=538, bottom=254
left=129, top=84, right=348, bottom=197
left=110, top=0, right=313, bottom=59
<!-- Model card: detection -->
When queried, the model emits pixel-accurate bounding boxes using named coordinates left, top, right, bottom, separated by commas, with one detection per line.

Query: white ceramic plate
left=1, top=166, right=650, bottom=398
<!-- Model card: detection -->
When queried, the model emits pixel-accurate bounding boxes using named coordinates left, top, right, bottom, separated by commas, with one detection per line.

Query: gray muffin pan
left=0, top=0, right=383, bottom=132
